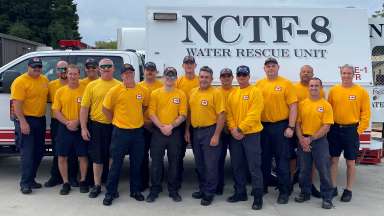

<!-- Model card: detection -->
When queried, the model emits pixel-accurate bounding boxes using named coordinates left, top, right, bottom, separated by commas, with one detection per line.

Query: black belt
left=333, top=123, right=358, bottom=128
left=193, top=124, right=216, bottom=130
left=262, top=119, right=288, bottom=125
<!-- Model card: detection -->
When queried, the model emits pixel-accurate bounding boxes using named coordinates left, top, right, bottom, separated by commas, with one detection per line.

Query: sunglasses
left=100, top=64, right=113, bottom=69
left=31, top=65, right=42, bottom=69
left=165, top=76, right=177, bottom=80
left=236, top=72, right=249, bottom=77
left=56, top=67, right=67, bottom=72
left=86, top=66, right=97, bottom=69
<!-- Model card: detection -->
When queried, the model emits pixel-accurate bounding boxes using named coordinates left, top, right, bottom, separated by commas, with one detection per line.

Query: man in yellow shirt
left=101, top=64, right=149, bottom=205
left=80, top=58, right=99, bottom=86
left=226, top=65, right=264, bottom=210
left=138, top=61, right=163, bottom=191
left=188, top=66, right=225, bottom=206
left=45, top=60, right=70, bottom=188
left=52, top=65, right=88, bottom=195
left=294, top=77, right=334, bottom=209
left=176, top=55, right=199, bottom=188
left=256, top=57, right=298, bottom=204
left=146, top=67, right=187, bottom=203
left=80, top=58, right=120, bottom=198
left=327, top=64, right=371, bottom=202
left=11, top=57, right=49, bottom=194
left=217, top=68, right=235, bottom=195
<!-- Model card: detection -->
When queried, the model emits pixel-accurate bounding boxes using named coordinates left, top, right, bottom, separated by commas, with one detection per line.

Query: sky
left=74, top=0, right=383, bottom=45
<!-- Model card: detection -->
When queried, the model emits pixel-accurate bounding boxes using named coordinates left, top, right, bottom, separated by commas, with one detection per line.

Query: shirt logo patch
left=317, top=106, right=324, bottom=112
left=275, top=86, right=282, bottom=91
left=77, top=97, right=82, bottom=103
left=173, top=98, right=180, bottom=104
left=201, top=100, right=208, bottom=106
left=136, top=94, right=142, bottom=100
left=349, top=95, right=356, bottom=100
left=243, top=95, right=249, bottom=100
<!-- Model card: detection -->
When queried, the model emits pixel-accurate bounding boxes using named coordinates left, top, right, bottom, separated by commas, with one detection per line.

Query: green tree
left=95, top=41, right=117, bottom=49
left=373, top=3, right=384, bottom=17
left=7, top=22, right=33, bottom=39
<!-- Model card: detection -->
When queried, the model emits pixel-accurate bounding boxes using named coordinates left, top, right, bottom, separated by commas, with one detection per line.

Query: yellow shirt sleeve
left=238, top=88, right=264, bottom=132
left=148, top=90, right=158, bottom=117
left=296, top=101, right=303, bottom=123
left=179, top=91, right=188, bottom=116
left=285, top=81, right=298, bottom=105
left=226, top=91, right=236, bottom=130
left=214, top=90, right=225, bottom=115
left=51, top=90, right=62, bottom=111
left=10, top=78, right=26, bottom=101
left=322, top=102, right=334, bottom=125
left=81, top=83, right=93, bottom=108
left=358, top=89, right=371, bottom=134
left=142, top=87, right=150, bottom=107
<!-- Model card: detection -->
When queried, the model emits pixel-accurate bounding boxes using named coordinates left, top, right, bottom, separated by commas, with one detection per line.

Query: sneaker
left=31, top=181, right=42, bottom=189
left=44, top=178, right=62, bottom=188
left=60, top=183, right=71, bottom=195
left=192, top=191, right=204, bottom=199
left=89, top=185, right=101, bottom=198
left=20, top=187, right=32, bottom=194
left=130, top=192, right=145, bottom=201
left=252, top=196, right=263, bottom=210
left=201, top=195, right=213, bottom=206
left=79, top=181, right=89, bottom=193
left=146, top=192, right=158, bottom=203
left=227, top=193, right=248, bottom=203
left=332, top=187, right=338, bottom=197
left=103, top=194, right=114, bottom=206
left=311, top=184, right=321, bottom=198
left=340, top=189, right=352, bottom=202
left=169, top=192, right=182, bottom=202
left=322, top=200, right=334, bottom=209
left=294, top=193, right=310, bottom=203
left=277, top=193, right=289, bottom=204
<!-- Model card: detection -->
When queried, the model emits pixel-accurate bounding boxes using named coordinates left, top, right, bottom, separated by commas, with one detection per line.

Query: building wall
left=0, top=37, right=39, bottom=67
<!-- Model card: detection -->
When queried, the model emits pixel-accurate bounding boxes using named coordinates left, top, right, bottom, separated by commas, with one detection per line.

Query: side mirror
left=1, top=70, right=21, bottom=93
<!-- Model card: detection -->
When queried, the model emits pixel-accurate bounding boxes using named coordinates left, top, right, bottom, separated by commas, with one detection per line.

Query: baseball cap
left=264, top=57, right=278, bottom=65
left=236, top=65, right=250, bottom=76
left=220, top=68, right=233, bottom=77
left=164, top=67, right=177, bottom=79
left=144, top=62, right=157, bottom=71
left=28, top=57, right=42, bottom=67
left=121, top=63, right=135, bottom=73
left=85, top=58, right=98, bottom=67
left=183, top=55, right=195, bottom=64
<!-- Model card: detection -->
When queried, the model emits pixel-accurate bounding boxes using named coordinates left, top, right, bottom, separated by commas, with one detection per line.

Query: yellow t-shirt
left=148, top=87, right=187, bottom=125
left=328, top=84, right=371, bottom=134
left=189, top=87, right=225, bottom=127
left=297, top=98, right=334, bottom=136
left=52, top=85, right=85, bottom=121
left=81, top=78, right=121, bottom=124
left=294, top=82, right=325, bottom=102
left=255, top=76, right=297, bottom=122
left=10, top=73, right=49, bottom=117
left=217, top=86, right=237, bottom=107
left=80, top=77, right=98, bottom=86
left=138, top=80, right=164, bottom=121
left=176, top=75, right=199, bottom=98
left=103, top=84, right=149, bottom=129
left=226, top=86, right=264, bottom=134
left=48, top=79, right=67, bottom=118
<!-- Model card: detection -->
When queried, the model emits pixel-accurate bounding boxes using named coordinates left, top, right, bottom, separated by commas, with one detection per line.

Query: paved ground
left=1, top=151, right=384, bottom=216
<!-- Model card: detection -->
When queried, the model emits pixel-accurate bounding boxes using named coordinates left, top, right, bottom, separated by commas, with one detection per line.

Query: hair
left=340, top=64, right=355, bottom=75
left=309, top=77, right=323, bottom=87
left=300, top=64, right=314, bottom=73
left=67, top=64, right=80, bottom=74
left=199, top=66, right=213, bottom=76
left=99, top=58, right=114, bottom=66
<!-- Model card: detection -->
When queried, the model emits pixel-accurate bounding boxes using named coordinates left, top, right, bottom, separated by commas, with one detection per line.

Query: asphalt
left=1, top=151, right=384, bottom=216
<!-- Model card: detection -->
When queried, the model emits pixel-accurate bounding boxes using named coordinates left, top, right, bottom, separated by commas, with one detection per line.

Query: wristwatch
left=288, top=125, right=295, bottom=130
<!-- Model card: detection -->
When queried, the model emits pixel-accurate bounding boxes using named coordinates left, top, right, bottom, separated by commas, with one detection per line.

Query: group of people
left=10, top=55, right=370, bottom=210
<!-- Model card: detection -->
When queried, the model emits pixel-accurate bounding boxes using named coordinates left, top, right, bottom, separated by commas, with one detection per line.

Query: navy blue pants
left=141, top=127, right=152, bottom=189
left=15, top=116, right=46, bottom=188
left=218, top=129, right=231, bottom=191
left=298, top=136, right=333, bottom=201
left=229, top=132, right=263, bottom=197
left=261, top=120, right=291, bottom=195
left=192, top=125, right=222, bottom=196
left=106, top=127, right=145, bottom=196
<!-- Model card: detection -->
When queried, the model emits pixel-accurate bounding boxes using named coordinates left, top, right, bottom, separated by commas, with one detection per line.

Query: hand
left=284, top=127, right=294, bottom=138
left=300, top=137, right=311, bottom=152
left=81, top=128, right=91, bottom=141
left=66, top=120, right=79, bottom=131
left=231, top=128, right=244, bottom=140
left=210, top=134, right=219, bottom=146
left=184, top=129, right=191, bottom=144
left=160, top=125, right=173, bottom=136
left=20, top=120, right=30, bottom=135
